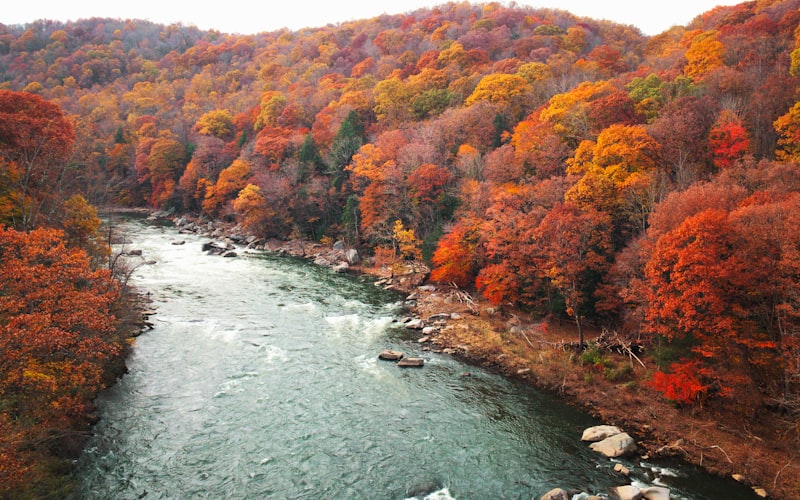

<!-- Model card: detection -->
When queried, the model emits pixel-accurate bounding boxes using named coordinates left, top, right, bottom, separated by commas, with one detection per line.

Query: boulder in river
left=610, top=485, right=641, bottom=500
left=540, top=488, right=570, bottom=500
left=582, top=425, right=623, bottom=442
left=405, top=318, right=424, bottom=329
left=640, top=486, right=670, bottom=500
left=589, top=432, right=637, bottom=458
left=378, top=350, right=403, bottom=361
left=613, top=463, right=631, bottom=476
left=397, top=357, right=424, bottom=367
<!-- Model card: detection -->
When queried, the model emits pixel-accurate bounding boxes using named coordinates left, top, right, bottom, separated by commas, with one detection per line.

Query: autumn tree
left=0, top=227, right=122, bottom=493
left=202, top=159, right=252, bottom=215
left=145, top=133, right=186, bottom=208
left=643, top=207, right=786, bottom=407
left=194, top=109, right=235, bottom=139
left=59, top=194, right=110, bottom=267
left=566, top=124, right=661, bottom=238
left=708, top=110, right=750, bottom=169
left=534, top=202, right=613, bottom=346
left=430, top=217, right=483, bottom=288
left=0, top=90, right=76, bottom=229
left=774, top=102, right=800, bottom=162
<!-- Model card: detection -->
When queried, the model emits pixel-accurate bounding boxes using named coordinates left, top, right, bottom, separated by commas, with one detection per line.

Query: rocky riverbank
left=145, top=211, right=791, bottom=498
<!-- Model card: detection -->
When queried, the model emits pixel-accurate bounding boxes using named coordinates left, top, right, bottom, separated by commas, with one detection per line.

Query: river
left=74, top=217, right=757, bottom=499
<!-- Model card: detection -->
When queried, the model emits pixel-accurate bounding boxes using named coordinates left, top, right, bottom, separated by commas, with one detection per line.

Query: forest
left=2, top=0, right=800, bottom=495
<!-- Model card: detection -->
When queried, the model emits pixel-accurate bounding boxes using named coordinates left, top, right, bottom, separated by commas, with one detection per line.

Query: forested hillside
left=2, top=0, right=800, bottom=495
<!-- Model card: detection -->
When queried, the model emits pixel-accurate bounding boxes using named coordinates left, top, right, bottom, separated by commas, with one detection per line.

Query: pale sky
left=3, top=1, right=742, bottom=36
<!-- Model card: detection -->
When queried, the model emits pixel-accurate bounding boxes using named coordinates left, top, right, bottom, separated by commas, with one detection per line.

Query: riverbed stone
left=640, top=486, right=670, bottom=500
left=589, top=432, right=637, bottom=458
left=378, top=350, right=403, bottom=361
left=539, top=487, right=570, bottom=500
left=611, top=485, right=641, bottom=500
left=333, top=262, right=349, bottom=273
left=582, top=425, right=623, bottom=442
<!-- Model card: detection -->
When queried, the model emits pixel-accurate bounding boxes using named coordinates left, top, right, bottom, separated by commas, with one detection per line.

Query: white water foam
left=404, top=487, right=456, bottom=500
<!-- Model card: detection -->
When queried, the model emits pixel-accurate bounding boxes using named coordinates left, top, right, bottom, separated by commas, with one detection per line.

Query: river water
left=74, top=218, right=757, bottom=499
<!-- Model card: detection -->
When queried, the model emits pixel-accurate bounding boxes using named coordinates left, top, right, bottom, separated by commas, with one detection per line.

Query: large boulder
left=540, top=488, right=570, bottom=500
left=582, top=425, right=623, bottom=442
left=589, top=432, right=637, bottom=458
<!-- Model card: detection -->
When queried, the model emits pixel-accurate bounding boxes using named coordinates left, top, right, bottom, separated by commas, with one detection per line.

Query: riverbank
left=153, top=212, right=795, bottom=498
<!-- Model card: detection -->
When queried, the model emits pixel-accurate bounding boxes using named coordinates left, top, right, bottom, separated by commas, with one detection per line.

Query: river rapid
left=74, top=217, right=757, bottom=499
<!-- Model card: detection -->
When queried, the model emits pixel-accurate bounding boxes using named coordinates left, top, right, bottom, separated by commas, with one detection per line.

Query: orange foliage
left=0, top=227, right=121, bottom=491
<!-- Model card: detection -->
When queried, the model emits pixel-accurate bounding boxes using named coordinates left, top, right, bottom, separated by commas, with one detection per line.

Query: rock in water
left=540, top=488, right=570, bottom=500
left=397, top=357, right=424, bottom=367
left=378, top=350, right=404, bottom=361
left=582, top=425, right=623, bottom=442
left=405, top=318, right=424, bottom=329
left=611, top=485, right=641, bottom=500
left=614, top=463, right=631, bottom=476
left=589, top=432, right=637, bottom=458
left=640, top=486, right=670, bottom=500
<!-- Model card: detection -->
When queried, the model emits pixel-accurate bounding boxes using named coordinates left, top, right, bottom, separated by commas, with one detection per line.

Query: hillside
left=2, top=0, right=800, bottom=496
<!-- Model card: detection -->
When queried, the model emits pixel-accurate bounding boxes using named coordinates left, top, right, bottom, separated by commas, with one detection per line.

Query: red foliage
left=649, top=360, right=710, bottom=405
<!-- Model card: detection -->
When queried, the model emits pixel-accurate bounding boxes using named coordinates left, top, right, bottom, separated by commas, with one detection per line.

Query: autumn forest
left=2, top=0, right=800, bottom=496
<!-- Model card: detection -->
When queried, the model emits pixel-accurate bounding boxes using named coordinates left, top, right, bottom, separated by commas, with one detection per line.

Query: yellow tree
left=774, top=102, right=800, bottom=162
left=194, top=109, right=235, bottom=139
left=566, top=124, right=661, bottom=235
left=465, top=73, right=530, bottom=117
left=202, top=159, right=252, bottom=215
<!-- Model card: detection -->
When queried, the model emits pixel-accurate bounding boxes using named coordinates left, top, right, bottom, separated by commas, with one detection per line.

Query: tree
left=534, top=202, right=613, bottom=346
left=565, top=124, right=660, bottom=237
left=59, top=194, right=110, bottom=267
left=430, top=217, right=482, bottom=288
left=683, top=30, right=725, bottom=80
left=202, top=159, right=251, bottom=215
left=643, top=208, right=779, bottom=405
left=146, top=134, right=186, bottom=208
left=194, top=109, right=235, bottom=139
left=465, top=73, right=530, bottom=117
left=708, top=110, right=749, bottom=169
left=774, top=102, right=800, bottom=162
left=0, top=90, right=76, bottom=229
left=327, top=110, right=366, bottom=190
